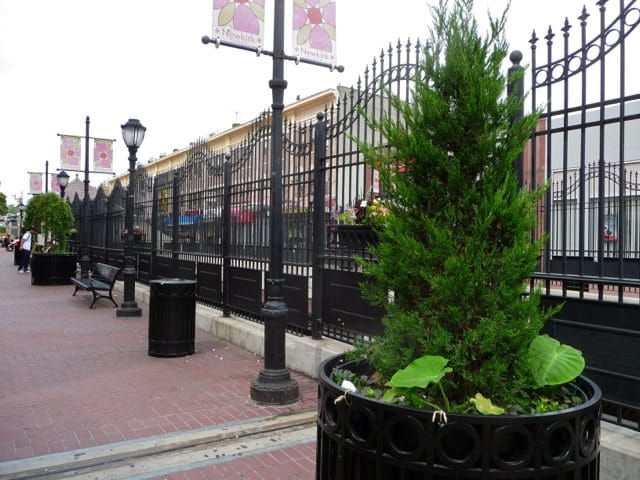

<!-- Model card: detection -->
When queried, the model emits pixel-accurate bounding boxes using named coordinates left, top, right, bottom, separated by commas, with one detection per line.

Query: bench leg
left=72, top=285, right=80, bottom=296
left=89, top=292, right=99, bottom=309
left=107, top=295, right=119, bottom=308
left=89, top=292, right=119, bottom=309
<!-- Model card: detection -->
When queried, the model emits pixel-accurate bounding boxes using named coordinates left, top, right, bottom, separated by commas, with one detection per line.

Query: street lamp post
left=80, top=116, right=91, bottom=278
left=18, top=200, right=25, bottom=232
left=202, top=0, right=342, bottom=405
left=57, top=170, right=70, bottom=199
left=58, top=117, right=115, bottom=279
left=15, top=199, right=25, bottom=266
left=116, top=118, right=146, bottom=318
left=248, top=0, right=299, bottom=405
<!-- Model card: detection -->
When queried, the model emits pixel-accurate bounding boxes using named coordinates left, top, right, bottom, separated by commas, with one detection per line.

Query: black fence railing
left=71, top=2, right=640, bottom=430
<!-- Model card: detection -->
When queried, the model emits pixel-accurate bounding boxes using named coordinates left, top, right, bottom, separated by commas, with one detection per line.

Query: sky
left=0, top=0, right=607, bottom=205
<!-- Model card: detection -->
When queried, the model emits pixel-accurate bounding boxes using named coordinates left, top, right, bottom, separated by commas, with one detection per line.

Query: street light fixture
left=57, top=170, right=70, bottom=199
left=116, top=118, right=146, bottom=318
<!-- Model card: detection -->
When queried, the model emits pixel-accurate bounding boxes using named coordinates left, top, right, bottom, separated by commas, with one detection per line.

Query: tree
left=0, top=192, right=7, bottom=215
left=23, top=193, right=75, bottom=253
left=354, top=0, right=568, bottom=409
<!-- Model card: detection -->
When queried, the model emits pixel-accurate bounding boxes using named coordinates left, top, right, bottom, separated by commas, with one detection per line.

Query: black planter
left=30, top=253, right=78, bottom=285
left=120, top=233, right=143, bottom=242
left=317, top=354, right=601, bottom=480
left=327, top=224, right=378, bottom=249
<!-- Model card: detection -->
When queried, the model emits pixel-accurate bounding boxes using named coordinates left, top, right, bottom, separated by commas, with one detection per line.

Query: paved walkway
left=0, top=250, right=318, bottom=479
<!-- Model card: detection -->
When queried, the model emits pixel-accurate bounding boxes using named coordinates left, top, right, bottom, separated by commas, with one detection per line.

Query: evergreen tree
left=356, top=0, right=553, bottom=407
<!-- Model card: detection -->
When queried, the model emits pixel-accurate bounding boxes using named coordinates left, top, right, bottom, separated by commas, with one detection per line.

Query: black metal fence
left=527, top=0, right=640, bottom=429
left=71, top=1, right=639, bottom=430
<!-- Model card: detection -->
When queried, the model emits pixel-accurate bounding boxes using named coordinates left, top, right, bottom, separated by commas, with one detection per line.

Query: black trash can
left=148, top=278, right=197, bottom=357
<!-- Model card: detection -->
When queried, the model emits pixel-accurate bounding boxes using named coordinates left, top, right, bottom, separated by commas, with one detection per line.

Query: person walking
left=18, top=227, right=35, bottom=273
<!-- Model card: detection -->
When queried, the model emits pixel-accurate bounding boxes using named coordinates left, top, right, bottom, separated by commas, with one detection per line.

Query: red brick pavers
left=0, top=251, right=318, bottom=476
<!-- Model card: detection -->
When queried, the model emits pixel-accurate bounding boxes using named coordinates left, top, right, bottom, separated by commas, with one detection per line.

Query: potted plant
left=23, top=192, right=77, bottom=285
left=120, top=225, right=144, bottom=242
left=316, top=1, right=601, bottom=478
left=328, top=202, right=378, bottom=249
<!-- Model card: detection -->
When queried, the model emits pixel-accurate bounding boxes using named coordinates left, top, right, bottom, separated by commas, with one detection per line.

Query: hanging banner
left=292, top=0, right=337, bottom=65
left=93, top=139, right=114, bottom=173
left=60, top=135, right=81, bottom=170
left=29, top=173, right=43, bottom=195
left=212, top=0, right=265, bottom=50
left=50, top=174, right=61, bottom=194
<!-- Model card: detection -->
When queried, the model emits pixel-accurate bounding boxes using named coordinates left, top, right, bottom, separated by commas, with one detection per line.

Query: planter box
left=120, top=233, right=143, bottom=242
left=30, top=253, right=78, bottom=286
left=327, top=224, right=378, bottom=249
left=317, top=353, right=601, bottom=479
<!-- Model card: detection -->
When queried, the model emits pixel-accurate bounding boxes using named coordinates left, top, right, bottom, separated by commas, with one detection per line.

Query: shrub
left=353, top=0, right=579, bottom=410
left=23, top=192, right=75, bottom=253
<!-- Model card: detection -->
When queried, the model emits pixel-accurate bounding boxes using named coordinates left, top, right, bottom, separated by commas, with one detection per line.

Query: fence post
left=103, top=197, right=109, bottom=263
left=222, top=154, right=232, bottom=316
left=151, top=177, right=158, bottom=279
left=508, top=50, right=524, bottom=188
left=311, top=112, right=326, bottom=340
left=172, top=170, right=180, bottom=271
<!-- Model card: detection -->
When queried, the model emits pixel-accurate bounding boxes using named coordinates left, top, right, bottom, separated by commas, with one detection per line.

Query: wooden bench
left=71, top=263, right=120, bottom=309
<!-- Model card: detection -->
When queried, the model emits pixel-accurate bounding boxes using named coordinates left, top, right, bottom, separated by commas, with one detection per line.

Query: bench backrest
left=93, top=263, right=119, bottom=284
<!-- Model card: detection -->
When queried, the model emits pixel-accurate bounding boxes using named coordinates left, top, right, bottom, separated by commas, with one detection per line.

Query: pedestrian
left=18, top=227, right=36, bottom=273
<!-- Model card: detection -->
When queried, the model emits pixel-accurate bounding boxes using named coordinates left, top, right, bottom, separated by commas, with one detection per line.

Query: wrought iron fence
left=527, top=0, right=640, bottom=430
left=71, top=2, right=640, bottom=430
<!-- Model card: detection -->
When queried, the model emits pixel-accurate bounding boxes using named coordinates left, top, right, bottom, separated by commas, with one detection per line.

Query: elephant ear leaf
left=388, top=355, right=452, bottom=389
left=470, top=393, right=505, bottom=415
left=528, top=335, right=585, bottom=387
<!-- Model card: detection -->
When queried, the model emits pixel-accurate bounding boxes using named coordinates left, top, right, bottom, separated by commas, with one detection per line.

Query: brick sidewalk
left=0, top=251, right=317, bottom=478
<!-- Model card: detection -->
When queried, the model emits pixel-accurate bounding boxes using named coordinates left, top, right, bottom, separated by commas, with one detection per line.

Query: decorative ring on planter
left=435, top=422, right=482, bottom=468
left=490, top=424, right=535, bottom=471
left=543, top=420, right=576, bottom=466
left=384, top=414, right=427, bottom=459
left=322, top=391, right=341, bottom=433
left=579, top=413, right=598, bottom=457
left=346, top=404, right=376, bottom=446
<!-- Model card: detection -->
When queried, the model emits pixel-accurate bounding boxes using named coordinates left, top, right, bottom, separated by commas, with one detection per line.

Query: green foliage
left=333, top=210, right=356, bottom=224
left=386, top=354, right=452, bottom=411
left=388, top=355, right=452, bottom=389
left=470, top=393, right=505, bottom=415
left=352, top=0, right=574, bottom=409
left=0, top=192, right=7, bottom=215
left=24, top=192, right=75, bottom=253
left=528, top=334, right=585, bottom=387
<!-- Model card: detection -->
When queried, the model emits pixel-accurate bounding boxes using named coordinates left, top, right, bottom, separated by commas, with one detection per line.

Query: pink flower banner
left=50, top=174, right=61, bottom=194
left=212, top=0, right=265, bottom=50
left=60, top=135, right=81, bottom=170
left=29, top=173, right=43, bottom=195
left=292, top=0, right=336, bottom=65
left=93, top=139, right=113, bottom=173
